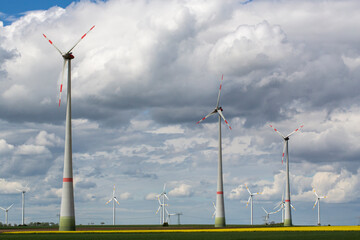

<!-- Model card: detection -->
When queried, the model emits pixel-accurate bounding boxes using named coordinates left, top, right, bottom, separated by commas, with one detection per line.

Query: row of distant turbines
left=39, top=26, right=321, bottom=231
left=241, top=184, right=327, bottom=225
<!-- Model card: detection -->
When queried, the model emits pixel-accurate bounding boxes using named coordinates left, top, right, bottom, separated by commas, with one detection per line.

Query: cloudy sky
left=1, top=0, right=360, bottom=226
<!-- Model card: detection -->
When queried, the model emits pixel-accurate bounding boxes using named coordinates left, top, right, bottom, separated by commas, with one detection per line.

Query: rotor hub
left=63, top=53, right=75, bottom=59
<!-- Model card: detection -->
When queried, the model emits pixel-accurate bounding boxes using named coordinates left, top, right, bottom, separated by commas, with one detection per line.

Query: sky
left=0, top=0, right=360, bottom=226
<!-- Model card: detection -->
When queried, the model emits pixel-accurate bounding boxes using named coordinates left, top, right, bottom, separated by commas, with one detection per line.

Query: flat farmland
left=1, top=225, right=359, bottom=240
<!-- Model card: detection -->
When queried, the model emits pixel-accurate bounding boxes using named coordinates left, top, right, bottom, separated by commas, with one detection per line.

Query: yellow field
left=4, top=225, right=360, bottom=234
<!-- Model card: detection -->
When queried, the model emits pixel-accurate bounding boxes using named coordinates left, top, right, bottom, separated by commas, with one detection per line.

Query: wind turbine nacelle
left=63, top=53, right=75, bottom=59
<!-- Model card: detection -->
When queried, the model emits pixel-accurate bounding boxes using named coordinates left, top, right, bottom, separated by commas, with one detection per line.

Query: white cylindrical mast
left=318, top=199, right=320, bottom=225
left=215, top=115, right=226, bottom=227
left=59, top=59, right=76, bottom=231
left=284, top=139, right=292, bottom=226
left=250, top=196, right=253, bottom=225
left=21, top=191, right=25, bottom=225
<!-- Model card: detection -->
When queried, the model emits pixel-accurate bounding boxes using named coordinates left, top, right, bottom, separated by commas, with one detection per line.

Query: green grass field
left=0, top=231, right=359, bottom=240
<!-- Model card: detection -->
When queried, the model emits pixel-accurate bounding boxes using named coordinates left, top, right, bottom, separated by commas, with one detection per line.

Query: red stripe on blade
left=63, top=178, right=73, bottom=182
left=81, top=34, right=87, bottom=39
left=60, top=84, right=63, bottom=92
left=49, top=40, right=53, bottom=44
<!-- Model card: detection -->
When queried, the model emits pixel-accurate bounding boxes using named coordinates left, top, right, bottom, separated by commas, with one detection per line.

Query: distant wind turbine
left=245, top=184, right=262, bottom=225
left=43, top=25, right=95, bottom=231
left=269, top=124, right=303, bottom=226
left=312, top=187, right=327, bottom=226
left=0, top=204, right=14, bottom=225
left=197, top=75, right=231, bottom=227
left=155, top=184, right=169, bottom=225
left=106, top=185, right=120, bottom=225
left=262, top=206, right=280, bottom=225
left=16, top=185, right=29, bottom=226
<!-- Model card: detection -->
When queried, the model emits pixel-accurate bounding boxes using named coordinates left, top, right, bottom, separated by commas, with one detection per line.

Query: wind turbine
left=262, top=206, right=280, bottom=225
left=269, top=124, right=303, bottom=226
left=106, top=185, right=120, bottom=225
left=245, top=184, right=262, bottom=225
left=197, top=74, right=231, bottom=227
left=43, top=25, right=95, bottom=231
left=155, top=184, right=169, bottom=225
left=313, top=187, right=327, bottom=226
left=0, top=204, right=14, bottom=225
left=16, top=185, right=29, bottom=226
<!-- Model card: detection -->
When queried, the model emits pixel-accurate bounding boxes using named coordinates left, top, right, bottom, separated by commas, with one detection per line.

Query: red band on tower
left=217, top=191, right=223, bottom=194
left=63, top=178, right=73, bottom=182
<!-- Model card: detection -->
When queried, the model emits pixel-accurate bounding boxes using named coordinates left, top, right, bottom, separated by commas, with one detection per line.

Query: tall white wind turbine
left=0, top=204, right=14, bottom=225
left=106, top=185, right=120, bottom=225
left=16, top=185, right=29, bottom=226
left=245, top=184, right=262, bottom=225
left=269, top=124, right=303, bottom=226
left=312, top=188, right=327, bottom=226
left=155, top=184, right=169, bottom=225
left=197, top=75, right=231, bottom=227
left=43, top=26, right=95, bottom=231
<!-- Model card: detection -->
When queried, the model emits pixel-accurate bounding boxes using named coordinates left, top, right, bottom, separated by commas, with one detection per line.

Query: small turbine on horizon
left=0, top=204, right=14, bottom=225
left=197, top=74, right=231, bottom=228
left=106, top=185, right=120, bottom=225
left=269, top=124, right=303, bottom=226
left=312, top=187, right=327, bottom=226
left=262, top=206, right=280, bottom=225
left=245, top=184, right=262, bottom=225
left=43, top=25, right=95, bottom=231
left=155, top=184, right=169, bottom=225
left=16, top=185, right=29, bottom=226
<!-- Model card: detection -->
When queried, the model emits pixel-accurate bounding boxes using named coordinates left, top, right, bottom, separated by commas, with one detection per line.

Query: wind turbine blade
left=274, top=201, right=282, bottom=210
left=163, top=183, right=166, bottom=193
left=67, top=25, right=95, bottom=54
left=196, top=110, right=217, bottom=124
left=0, top=207, right=5, bottom=211
left=245, top=184, right=252, bottom=195
left=313, top=199, right=318, bottom=209
left=262, top=207, right=268, bottom=214
left=216, top=74, right=223, bottom=108
left=218, top=110, right=232, bottom=130
left=165, top=208, right=169, bottom=215
left=281, top=141, right=286, bottom=164
left=290, top=204, right=296, bottom=211
left=42, top=34, right=63, bottom=55
left=114, top=198, right=120, bottom=205
left=8, top=204, right=14, bottom=210
left=164, top=194, right=169, bottom=200
left=156, top=206, right=161, bottom=214
left=313, top=188, right=319, bottom=198
left=105, top=199, right=113, bottom=205
left=269, top=125, right=285, bottom=138
left=246, top=196, right=251, bottom=208
left=286, top=125, right=304, bottom=138
left=58, top=59, right=67, bottom=107
left=212, top=202, right=216, bottom=210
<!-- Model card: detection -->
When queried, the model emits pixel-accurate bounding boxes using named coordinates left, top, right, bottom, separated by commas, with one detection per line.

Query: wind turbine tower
left=197, top=75, right=232, bottom=227
left=106, top=185, right=120, bottom=225
left=312, top=188, right=327, bottom=226
left=245, top=184, right=262, bottom=225
left=0, top=204, right=14, bottom=225
left=270, top=124, right=303, bottom=226
left=43, top=26, right=95, bottom=231
left=16, top=186, right=29, bottom=226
